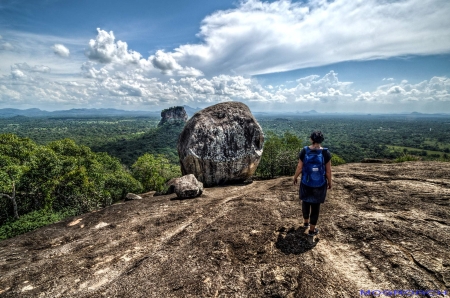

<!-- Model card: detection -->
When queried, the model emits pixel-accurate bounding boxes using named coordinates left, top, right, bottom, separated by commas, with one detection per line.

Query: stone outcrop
left=166, top=174, right=203, bottom=199
left=177, top=102, right=264, bottom=187
left=158, top=106, right=188, bottom=127
left=125, top=193, right=142, bottom=200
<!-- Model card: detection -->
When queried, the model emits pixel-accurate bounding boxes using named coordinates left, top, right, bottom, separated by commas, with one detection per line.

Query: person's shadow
left=275, top=226, right=319, bottom=255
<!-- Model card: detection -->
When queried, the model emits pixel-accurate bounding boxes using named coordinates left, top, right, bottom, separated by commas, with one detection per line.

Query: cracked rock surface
left=177, top=102, right=264, bottom=187
left=0, top=161, right=449, bottom=297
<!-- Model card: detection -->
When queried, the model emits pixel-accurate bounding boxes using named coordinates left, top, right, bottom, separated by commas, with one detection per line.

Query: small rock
left=126, top=193, right=142, bottom=200
left=167, top=174, right=203, bottom=199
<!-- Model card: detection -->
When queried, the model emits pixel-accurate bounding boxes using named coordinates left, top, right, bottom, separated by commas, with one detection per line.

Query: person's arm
left=325, top=161, right=332, bottom=189
left=293, top=159, right=303, bottom=185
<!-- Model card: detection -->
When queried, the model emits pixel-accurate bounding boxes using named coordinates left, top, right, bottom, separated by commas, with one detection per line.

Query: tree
left=256, top=132, right=304, bottom=178
left=0, top=134, right=36, bottom=219
left=132, top=154, right=181, bottom=192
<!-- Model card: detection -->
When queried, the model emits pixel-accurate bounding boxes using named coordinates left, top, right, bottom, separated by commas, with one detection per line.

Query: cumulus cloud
left=150, top=50, right=182, bottom=73
left=1, top=65, right=449, bottom=112
left=52, top=44, right=70, bottom=57
left=11, top=69, right=26, bottom=80
left=83, top=29, right=203, bottom=78
left=85, top=28, right=141, bottom=64
left=271, top=71, right=353, bottom=103
left=163, top=0, right=450, bottom=76
left=0, top=22, right=448, bottom=112
left=355, top=76, right=450, bottom=104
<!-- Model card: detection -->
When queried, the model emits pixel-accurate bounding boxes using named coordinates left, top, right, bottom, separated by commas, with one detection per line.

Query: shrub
left=132, top=153, right=181, bottom=192
left=331, top=154, right=346, bottom=166
left=0, top=209, right=77, bottom=240
left=394, top=154, right=421, bottom=163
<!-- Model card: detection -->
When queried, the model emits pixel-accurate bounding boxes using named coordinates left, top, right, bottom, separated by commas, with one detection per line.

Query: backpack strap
left=322, top=148, right=328, bottom=165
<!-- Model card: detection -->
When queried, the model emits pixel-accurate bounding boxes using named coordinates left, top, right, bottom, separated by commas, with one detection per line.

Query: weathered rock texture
left=1, top=162, right=449, bottom=297
left=158, top=106, right=188, bottom=127
left=125, top=193, right=142, bottom=200
left=166, top=174, right=203, bottom=199
left=177, top=102, right=264, bottom=187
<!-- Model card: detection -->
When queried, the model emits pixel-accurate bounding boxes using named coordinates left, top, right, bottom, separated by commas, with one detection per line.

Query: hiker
left=293, top=130, right=332, bottom=236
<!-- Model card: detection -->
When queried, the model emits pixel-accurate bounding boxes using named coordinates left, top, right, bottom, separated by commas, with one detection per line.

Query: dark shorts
left=299, top=182, right=327, bottom=204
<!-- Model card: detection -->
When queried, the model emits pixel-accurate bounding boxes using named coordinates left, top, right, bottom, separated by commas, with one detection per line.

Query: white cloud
left=149, top=50, right=204, bottom=77
left=11, top=63, right=50, bottom=73
left=274, top=71, right=353, bottom=103
left=0, top=30, right=86, bottom=78
left=52, top=44, right=70, bottom=57
left=85, top=28, right=142, bottom=64
left=150, top=50, right=182, bottom=73
left=355, top=76, right=450, bottom=104
left=0, top=42, right=14, bottom=51
left=0, top=14, right=449, bottom=113
left=11, top=69, right=26, bottom=80
left=164, top=0, right=450, bottom=76
left=83, top=30, right=204, bottom=78
left=1, top=65, right=449, bottom=112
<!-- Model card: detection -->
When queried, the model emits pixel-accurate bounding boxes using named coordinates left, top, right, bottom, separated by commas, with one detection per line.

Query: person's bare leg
left=309, top=224, right=316, bottom=233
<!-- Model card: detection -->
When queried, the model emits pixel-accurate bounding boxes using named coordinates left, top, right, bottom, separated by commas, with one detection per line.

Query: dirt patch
left=0, top=162, right=449, bottom=297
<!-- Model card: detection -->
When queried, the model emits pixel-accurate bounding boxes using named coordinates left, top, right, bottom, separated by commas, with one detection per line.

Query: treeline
left=0, top=134, right=180, bottom=239
left=92, top=121, right=184, bottom=166
left=257, top=115, right=450, bottom=162
left=0, top=116, right=159, bottom=148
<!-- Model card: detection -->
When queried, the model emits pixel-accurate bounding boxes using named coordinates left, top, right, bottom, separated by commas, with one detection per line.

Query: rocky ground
left=0, top=161, right=449, bottom=297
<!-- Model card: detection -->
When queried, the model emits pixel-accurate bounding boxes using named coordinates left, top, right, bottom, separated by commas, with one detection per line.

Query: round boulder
left=177, top=102, right=264, bottom=187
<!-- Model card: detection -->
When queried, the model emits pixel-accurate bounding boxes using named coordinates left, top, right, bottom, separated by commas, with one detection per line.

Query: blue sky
left=0, top=0, right=449, bottom=113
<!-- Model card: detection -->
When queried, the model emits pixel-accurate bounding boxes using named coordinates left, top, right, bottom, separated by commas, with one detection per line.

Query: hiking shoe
left=303, top=223, right=310, bottom=228
left=308, top=228, right=319, bottom=236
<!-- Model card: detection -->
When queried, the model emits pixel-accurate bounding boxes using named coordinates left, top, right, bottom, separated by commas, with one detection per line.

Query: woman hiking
left=293, top=130, right=332, bottom=236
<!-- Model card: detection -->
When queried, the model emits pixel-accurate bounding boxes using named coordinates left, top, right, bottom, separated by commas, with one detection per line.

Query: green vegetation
left=394, top=154, right=422, bottom=163
left=132, top=154, right=181, bottom=193
left=0, top=134, right=143, bottom=238
left=0, top=116, right=159, bottom=149
left=1, top=113, right=450, bottom=239
left=388, top=145, right=445, bottom=159
left=93, top=121, right=184, bottom=166
left=256, top=114, right=450, bottom=163
left=0, top=208, right=77, bottom=240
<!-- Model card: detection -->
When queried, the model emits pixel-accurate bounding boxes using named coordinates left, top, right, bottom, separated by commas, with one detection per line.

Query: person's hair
left=310, top=130, right=324, bottom=144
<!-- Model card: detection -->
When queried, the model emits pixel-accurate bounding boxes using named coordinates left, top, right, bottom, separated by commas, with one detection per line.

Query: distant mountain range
left=0, top=107, right=448, bottom=118
left=0, top=106, right=204, bottom=118
left=0, top=108, right=158, bottom=118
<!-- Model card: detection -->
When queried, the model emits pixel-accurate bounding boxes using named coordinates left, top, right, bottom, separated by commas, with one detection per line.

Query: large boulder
left=177, top=102, right=264, bottom=187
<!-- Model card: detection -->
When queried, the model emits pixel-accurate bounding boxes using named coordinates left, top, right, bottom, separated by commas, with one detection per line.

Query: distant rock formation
left=158, top=106, right=188, bottom=127
left=177, top=102, right=264, bottom=187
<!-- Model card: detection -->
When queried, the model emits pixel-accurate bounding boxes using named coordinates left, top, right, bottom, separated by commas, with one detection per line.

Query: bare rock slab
left=177, top=102, right=264, bottom=187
